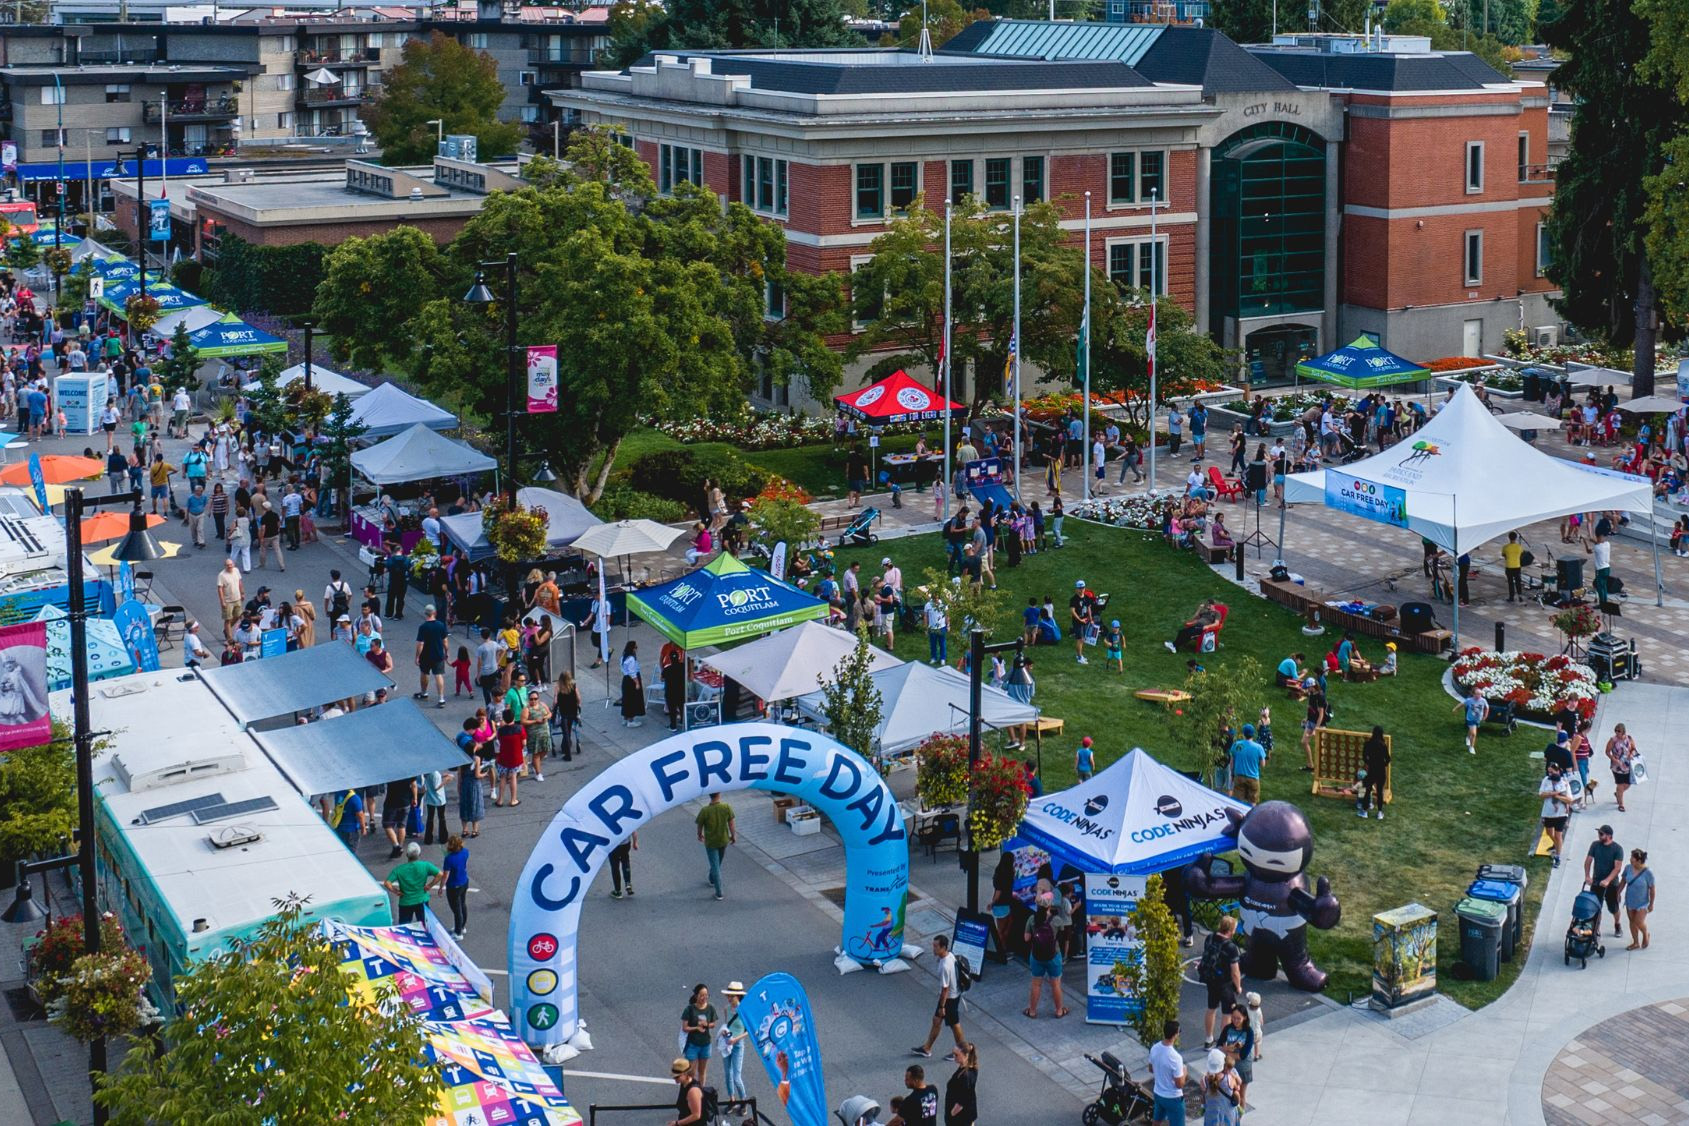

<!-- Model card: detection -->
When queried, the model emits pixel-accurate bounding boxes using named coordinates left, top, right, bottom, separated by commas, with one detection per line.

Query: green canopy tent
left=1295, top=334, right=1428, bottom=390
left=627, top=551, right=827, bottom=650
left=186, top=312, right=288, bottom=358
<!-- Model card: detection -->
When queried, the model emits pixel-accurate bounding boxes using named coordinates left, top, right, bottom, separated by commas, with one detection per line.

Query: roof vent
left=410, top=186, right=423, bottom=201
left=192, top=918, right=210, bottom=932
left=209, top=824, right=263, bottom=850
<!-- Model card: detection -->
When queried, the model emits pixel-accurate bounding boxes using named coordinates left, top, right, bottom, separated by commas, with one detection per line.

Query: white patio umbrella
left=1494, top=411, right=1563, bottom=432
left=1615, top=395, right=1688, bottom=414
left=570, top=518, right=685, bottom=702
left=306, top=67, right=341, bottom=86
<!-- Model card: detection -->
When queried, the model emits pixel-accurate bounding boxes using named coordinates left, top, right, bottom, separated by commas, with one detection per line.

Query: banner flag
left=742, top=971, right=828, bottom=1126
left=0, top=621, right=50, bottom=752
left=527, top=345, right=559, bottom=414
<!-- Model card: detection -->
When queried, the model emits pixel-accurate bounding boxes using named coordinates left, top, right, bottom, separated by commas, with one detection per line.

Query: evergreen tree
left=818, top=627, right=885, bottom=762
left=156, top=321, right=203, bottom=391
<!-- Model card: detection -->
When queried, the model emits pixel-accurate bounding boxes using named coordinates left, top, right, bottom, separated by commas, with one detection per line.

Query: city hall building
left=549, top=21, right=1558, bottom=400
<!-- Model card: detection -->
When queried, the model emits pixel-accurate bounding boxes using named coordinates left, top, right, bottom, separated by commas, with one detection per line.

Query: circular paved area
left=1542, top=996, right=1689, bottom=1124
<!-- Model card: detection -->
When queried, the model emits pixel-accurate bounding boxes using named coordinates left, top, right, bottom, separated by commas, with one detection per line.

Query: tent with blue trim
left=187, top=313, right=288, bottom=357
left=1295, top=334, right=1427, bottom=390
left=628, top=550, right=826, bottom=649
left=100, top=279, right=207, bottom=315
left=1011, top=747, right=1248, bottom=875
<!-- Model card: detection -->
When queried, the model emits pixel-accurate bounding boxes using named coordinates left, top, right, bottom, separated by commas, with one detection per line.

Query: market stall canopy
left=187, top=313, right=287, bottom=358
left=439, top=486, right=602, bottom=561
left=1295, top=334, right=1427, bottom=390
left=835, top=369, right=965, bottom=423
left=100, top=279, right=207, bottom=315
left=571, top=517, right=684, bottom=560
left=700, top=620, right=900, bottom=702
left=1566, top=361, right=1631, bottom=387
left=31, top=229, right=80, bottom=247
left=347, top=380, right=457, bottom=438
left=1285, top=384, right=1653, bottom=553
left=151, top=303, right=223, bottom=339
left=244, top=361, right=370, bottom=401
left=795, top=661, right=1038, bottom=757
left=1014, top=747, right=1249, bottom=876
left=628, top=551, right=826, bottom=649
left=1615, top=395, right=1687, bottom=414
left=197, top=642, right=392, bottom=726
left=1493, top=411, right=1560, bottom=433
left=34, top=604, right=132, bottom=690
left=253, top=700, right=467, bottom=795
left=350, top=423, right=495, bottom=487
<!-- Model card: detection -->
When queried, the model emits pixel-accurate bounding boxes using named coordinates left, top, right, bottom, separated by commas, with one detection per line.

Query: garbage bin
left=1476, top=864, right=1527, bottom=896
left=1456, top=897, right=1507, bottom=981
left=1523, top=370, right=1542, bottom=402
left=1467, top=878, right=1523, bottom=961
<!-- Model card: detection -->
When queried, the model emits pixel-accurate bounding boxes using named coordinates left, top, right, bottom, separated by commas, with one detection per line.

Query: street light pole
left=301, top=319, right=315, bottom=392
left=964, top=628, right=1025, bottom=922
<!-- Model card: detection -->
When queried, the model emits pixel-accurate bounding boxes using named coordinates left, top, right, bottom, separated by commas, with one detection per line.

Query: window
left=1465, top=141, right=1484, bottom=194
left=1022, top=155, right=1044, bottom=205
left=519, top=105, right=540, bottom=123
left=273, top=73, right=295, bottom=91
left=764, top=277, right=785, bottom=321
left=39, top=128, right=64, bottom=146
left=368, top=32, right=386, bottom=48
left=40, top=85, right=63, bottom=106
left=1517, top=132, right=1528, bottom=181
left=1536, top=222, right=1551, bottom=277
left=1106, top=238, right=1166, bottom=295
left=105, top=127, right=130, bottom=143
left=1463, top=230, right=1483, bottom=285
left=949, top=159, right=973, bottom=205
left=855, top=162, right=884, bottom=219
left=1109, top=151, right=1136, bottom=203
left=658, top=143, right=702, bottom=194
left=889, top=161, right=918, bottom=211
left=519, top=71, right=537, bottom=86
left=104, top=84, right=130, bottom=103
left=984, top=157, right=1011, bottom=210
left=278, top=111, right=294, bottom=129
left=464, top=32, right=489, bottom=48
left=757, top=157, right=774, bottom=211
left=1140, top=151, right=1164, bottom=204
left=616, top=132, right=634, bottom=149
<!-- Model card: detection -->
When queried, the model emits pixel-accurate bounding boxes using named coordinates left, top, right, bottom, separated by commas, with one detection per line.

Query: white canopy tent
left=152, top=304, right=223, bottom=339
left=1284, top=384, right=1657, bottom=645
left=438, top=486, right=604, bottom=561
left=795, top=661, right=1038, bottom=757
left=350, top=422, right=495, bottom=487
left=700, top=620, right=900, bottom=703
left=244, top=362, right=370, bottom=401
left=347, top=381, right=457, bottom=438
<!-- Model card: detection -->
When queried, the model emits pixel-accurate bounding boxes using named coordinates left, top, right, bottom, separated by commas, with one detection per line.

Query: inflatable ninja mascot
left=1184, top=800, right=1341, bottom=991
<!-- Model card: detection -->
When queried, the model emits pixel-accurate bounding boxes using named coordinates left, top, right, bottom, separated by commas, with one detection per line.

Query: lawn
left=831, top=518, right=1551, bottom=1007
left=593, top=427, right=931, bottom=500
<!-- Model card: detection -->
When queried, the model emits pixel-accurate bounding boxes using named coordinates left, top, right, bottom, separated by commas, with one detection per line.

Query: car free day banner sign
left=527, top=345, right=558, bottom=414
left=741, top=971, right=827, bottom=1126
left=1323, top=473, right=1408, bottom=529
left=508, top=723, right=909, bottom=1048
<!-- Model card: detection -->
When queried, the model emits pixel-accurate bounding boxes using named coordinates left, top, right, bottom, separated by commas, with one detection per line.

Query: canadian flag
left=1146, top=299, right=1157, bottom=383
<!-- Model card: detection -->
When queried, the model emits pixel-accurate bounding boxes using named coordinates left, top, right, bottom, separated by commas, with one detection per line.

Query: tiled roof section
left=633, top=48, right=1154, bottom=94
left=1247, top=48, right=1511, bottom=91
left=945, top=20, right=1296, bottom=94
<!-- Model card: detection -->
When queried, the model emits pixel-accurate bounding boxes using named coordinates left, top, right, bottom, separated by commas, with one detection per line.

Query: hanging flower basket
left=968, top=752, right=1030, bottom=852
left=27, top=913, right=127, bottom=1005
left=47, top=946, right=156, bottom=1043
left=482, top=498, right=548, bottom=563
left=915, top=734, right=969, bottom=809
left=125, top=293, right=162, bottom=334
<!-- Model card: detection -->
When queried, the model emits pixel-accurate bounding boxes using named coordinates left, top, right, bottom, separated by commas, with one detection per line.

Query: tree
left=1120, top=874, right=1182, bottom=1048
left=1087, top=289, right=1232, bottom=433
left=6, top=235, right=40, bottom=271
left=1170, top=655, right=1266, bottom=777
left=311, top=226, right=458, bottom=373
left=888, top=0, right=990, bottom=48
left=0, top=721, right=75, bottom=868
left=818, top=627, right=885, bottom=761
left=609, top=0, right=860, bottom=65
left=156, top=322, right=202, bottom=391
left=1640, top=0, right=1689, bottom=326
left=1383, top=0, right=1512, bottom=70
left=317, top=392, right=368, bottom=519
left=240, top=355, right=290, bottom=436
left=748, top=497, right=822, bottom=555
left=918, top=566, right=1007, bottom=639
left=361, top=32, right=522, bottom=164
left=96, top=898, right=435, bottom=1125
left=1543, top=0, right=1682, bottom=395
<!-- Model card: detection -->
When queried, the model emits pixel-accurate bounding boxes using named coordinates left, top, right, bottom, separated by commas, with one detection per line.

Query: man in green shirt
left=382, top=841, right=443, bottom=925
left=695, top=793, right=736, bottom=901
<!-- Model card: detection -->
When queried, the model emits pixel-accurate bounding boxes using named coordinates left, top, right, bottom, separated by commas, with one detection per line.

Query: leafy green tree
left=609, top=0, right=860, bottom=65
left=1384, top=0, right=1512, bottom=70
left=918, top=566, right=1006, bottom=638
left=6, top=236, right=40, bottom=271
left=1171, top=655, right=1265, bottom=777
left=1640, top=0, right=1689, bottom=326
left=1121, top=874, right=1182, bottom=1048
left=360, top=32, right=522, bottom=164
left=888, top=0, right=990, bottom=47
left=156, top=322, right=203, bottom=391
left=749, top=497, right=822, bottom=554
left=1544, top=0, right=1681, bottom=395
left=818, top=626, right=886, bottom=761
left=0, top=721, right=75, bottom=867
left=311, top=226, right=459, bottom=373
left=96, top=898, right=435, bottom=1125
left=1087, top=288, right=1233, bottom=432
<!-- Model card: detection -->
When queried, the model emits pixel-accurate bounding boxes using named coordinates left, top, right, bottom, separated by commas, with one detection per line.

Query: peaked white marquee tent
left=245, top=362, right=370, bottom=401
left=700, top=620, right=900, bottom=703
left=348, top=381, right=457, bottom=438
left=795, top=661, right=1037, bottom=757
left=350, top=422, right=495, bottom=487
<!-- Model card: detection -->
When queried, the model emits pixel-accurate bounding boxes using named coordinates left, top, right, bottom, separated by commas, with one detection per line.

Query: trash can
left=1523, top=370, right=1542, bottom=402
left=1467, top=879, right=1523, bottom=961
left=1476, top=863, right=1528, bottom=891
left=1456, top=897, right=1507, bottom=981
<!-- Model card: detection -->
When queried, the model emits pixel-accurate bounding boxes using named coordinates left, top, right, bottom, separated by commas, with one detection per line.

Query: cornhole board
left=1134, top=689, right=1192, bottom=708
left=1312, top=727, right=1392, bottom=803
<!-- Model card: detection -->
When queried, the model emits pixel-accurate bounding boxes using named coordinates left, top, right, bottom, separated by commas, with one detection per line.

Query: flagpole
left=1147, top=187, right=1160, bottom=492
left=1012, top=195, right=1022, bottom=502
left=1082, top=191, right=1092, bottom=504
left=943, top=201, right=953, bottom=522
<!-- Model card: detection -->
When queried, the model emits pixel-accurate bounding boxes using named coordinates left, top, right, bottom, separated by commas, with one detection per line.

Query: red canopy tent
left=835, top=369, right=964, bottom=424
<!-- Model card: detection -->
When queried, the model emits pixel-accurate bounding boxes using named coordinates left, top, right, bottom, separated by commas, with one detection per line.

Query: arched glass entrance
left=1210, top=122, right=1327, bottom=324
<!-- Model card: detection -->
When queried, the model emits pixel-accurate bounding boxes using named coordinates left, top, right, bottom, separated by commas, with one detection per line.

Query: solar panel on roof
left=136, top=793, right=227, bottom=825
left=191, top=796, right=279, bottom=824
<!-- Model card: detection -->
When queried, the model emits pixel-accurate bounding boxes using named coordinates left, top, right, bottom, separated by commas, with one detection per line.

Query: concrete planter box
left=1203, top=404, right=1303, bottom=437
left=1434, top=373, right=1522, bottom=398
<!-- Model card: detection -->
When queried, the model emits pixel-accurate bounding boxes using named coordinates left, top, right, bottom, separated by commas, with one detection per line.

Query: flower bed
left=1071, top=491, right=1176, bottom=530
left=1421, top=356, right=1491, bottom=373
left=1451, top=649, right=1598, bottom=722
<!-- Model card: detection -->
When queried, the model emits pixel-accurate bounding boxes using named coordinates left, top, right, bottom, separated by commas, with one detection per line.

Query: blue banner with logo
left=1083, top=873, right=1146, bottom=1025
left=147, top=199, right=171, bottom=242
left=116, top=561, right=134, bottom=605
left=26, top=453, right=46, bottom=514
left=112, top=598, right=159, bottom=672
left=742, top=972, right=827, bottom=1126
left=1322, top=472, right=1408, bottom=529
left=260, top=627, right=288, bottom=659
left=13, top=157, right=210, bottom=183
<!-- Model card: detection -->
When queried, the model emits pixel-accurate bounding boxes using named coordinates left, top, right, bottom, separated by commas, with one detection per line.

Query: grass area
left=831, top=519, right=1551, bottom=1007
left=593, top=428, right=930, bottom=500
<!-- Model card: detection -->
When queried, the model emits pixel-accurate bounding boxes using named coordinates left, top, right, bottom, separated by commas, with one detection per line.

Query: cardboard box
left=772, top=796, right=800, bottom=823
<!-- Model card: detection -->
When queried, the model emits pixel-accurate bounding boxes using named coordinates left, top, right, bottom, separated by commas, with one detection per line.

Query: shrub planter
left=1203, top=404, right=1302, bottom=437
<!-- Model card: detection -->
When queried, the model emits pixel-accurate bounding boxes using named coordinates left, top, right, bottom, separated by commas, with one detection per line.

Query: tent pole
left=943, top=202, right=952, bottom=524
left=1451, top=495, right=1460, bottom=652
left=1651, top=505, right=1664, bottom=607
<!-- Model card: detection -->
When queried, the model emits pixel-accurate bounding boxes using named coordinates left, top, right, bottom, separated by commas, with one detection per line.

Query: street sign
left=88, top=276, right=104, bottom=299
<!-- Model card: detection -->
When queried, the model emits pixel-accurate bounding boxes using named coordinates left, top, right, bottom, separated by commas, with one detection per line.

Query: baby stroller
left=1081, top=1051, right=1153, bottom=1125
left=1565, top=888, right=1607, bottom=968
left=1330, top=429, right=1370, bottom=465
left=838, top=506, right=881, bottom=547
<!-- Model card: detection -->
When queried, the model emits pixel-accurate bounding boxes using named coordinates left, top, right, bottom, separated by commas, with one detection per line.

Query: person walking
left=1605, top=723, right=1637, bottom=812
left=420, top=769, right=448, bottom=846
left=608, top=831, right=637, bottom=898
left=554, top=670, right=582, bottom=761
left=381, top=841, right=440, bottom=925
left=522, top=689, right=552, bottom=783
left=718, top=982, right=750, bottom=1104
left=216, top=558, right=244, bottom=643
left=441, top=835, right=470, bottom=939
left=1539, top=763, right=1573, bottom=868
left=293, top=589, right=317, bottom=648
left=943, top=1043, right=978, bottom=1126
left=1454, top=688, right=1489, bottom=756
left=493, top=708, right=525, bottom=808
left=256, top=502, right=286, bottom=571
left=380, top=775, right=417, bottom=860
left=1075, top=736, right=1096, bottom=782
left=1149, top=1020, right=1187, bottom=1126
left=228, top=506, right=252, bottom=572
left=669, top=1059, right=707, bottom=1126
left=697, top=792, right=736, bottom=901
left=680, top=984, right=718, bottom=1088
left=455, top=718, right=486, bottom=839
left=1584, top=824, right=1626, bottom=940
left=185, top=484, right=207, bottom=548
left=1200, top=916, right=1243, bottom=1048
left=1619, top=849, right=1655, bottom=950
left=619, top=641, right=646, bottom=728
left=1357, top=724, right=1390, bottom=820
left=414, top=605, right=450, bottom=708
left=1226, top=725, right=1266, bottom=805
left=912, top=934, right=966, bottom=1057
left=475, top=629, right=502, bottom=707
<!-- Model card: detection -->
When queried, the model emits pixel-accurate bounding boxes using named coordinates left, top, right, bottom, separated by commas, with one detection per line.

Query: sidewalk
left=1235, top=680, right=1686, bottom=1126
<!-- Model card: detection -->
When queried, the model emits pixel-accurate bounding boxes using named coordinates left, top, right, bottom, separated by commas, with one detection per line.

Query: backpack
left=328, top=581, right=351, bottom=621
left=1029, top=919, right=1059, bottom=962
left=952, top=953, right=975, bottom=994
left=1198, top=934, right=1227, bottom=984
left=683, top=1080, right=720, bottom=1122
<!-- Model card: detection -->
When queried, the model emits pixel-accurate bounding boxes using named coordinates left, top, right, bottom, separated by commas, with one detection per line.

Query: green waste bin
left=1456, top=897, right=1507, bottom=981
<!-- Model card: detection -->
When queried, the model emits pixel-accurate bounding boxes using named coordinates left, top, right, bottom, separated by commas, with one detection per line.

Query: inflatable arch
left=508, top=722, right=910, bottom=1048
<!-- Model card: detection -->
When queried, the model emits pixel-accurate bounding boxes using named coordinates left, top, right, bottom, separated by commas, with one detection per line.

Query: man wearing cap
left=1228, top=725, right=1266, bottom=804
left=1539, top=763, right=1573, bottom=868
left=1069, top=580, right=1093, bottom=666
left=1075, top=736, right=1096, bottom=782
left=1584, top=824, right=1625, bottom=938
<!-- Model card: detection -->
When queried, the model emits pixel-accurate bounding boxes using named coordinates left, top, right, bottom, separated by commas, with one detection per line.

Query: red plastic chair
left=1207, top=466, right=1244, bottom=502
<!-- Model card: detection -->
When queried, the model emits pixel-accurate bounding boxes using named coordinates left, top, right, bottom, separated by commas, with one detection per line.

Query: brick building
left=551, top=21, right=1560, bottom=399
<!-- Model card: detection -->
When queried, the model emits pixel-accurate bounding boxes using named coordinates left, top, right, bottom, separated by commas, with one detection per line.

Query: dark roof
left=634, top=48, right=1152, bottom=95
left=1246, top=47, right=1510, bottom=91
left=944, top=20, right=1295, bottom=94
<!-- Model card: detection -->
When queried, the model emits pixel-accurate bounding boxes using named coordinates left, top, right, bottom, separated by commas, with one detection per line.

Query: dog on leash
left=1576, top=777, right=1599, bottom=812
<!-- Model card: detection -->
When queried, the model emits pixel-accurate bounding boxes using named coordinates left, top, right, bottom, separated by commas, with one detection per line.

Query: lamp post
left=463, top=252, right=521, bottom=501
left=115, top=147, right=148, bottom=307
left=964, top=628, right=1025, bottom=927
left=301, top=319, right=315, bottom=392
left=3, top=486, right=159, bottom=1126
left=426, top=117, right=444, bottom=149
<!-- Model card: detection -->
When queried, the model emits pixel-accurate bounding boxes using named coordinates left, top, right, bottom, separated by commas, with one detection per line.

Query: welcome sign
left=1323, top=473, right=1408, bottom=529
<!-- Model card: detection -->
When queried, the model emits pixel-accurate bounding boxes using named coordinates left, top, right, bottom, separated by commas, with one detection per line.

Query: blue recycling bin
left=1467, top=878, right=1523, bottom=961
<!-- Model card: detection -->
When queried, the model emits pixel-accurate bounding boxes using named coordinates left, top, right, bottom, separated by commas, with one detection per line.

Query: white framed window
left=740, top=154, right=789, bottom=217
left=273, top=73, right=295, bottom=91
left=1465, top=141, right=1484, bottom=194
left=1536, top=222, right=1551, bottom=277
left=519, top=71, right=537, bottom=86
left=40, top=85, right=63, bottom=106
left=1109, top=149, right=1167, bottom=205
left=657, top=143, right=702, bottom=194
left=105, top=127, right=130, bottom=143
left=1106, top=236, right=1167, bottom=295
left=854, top=162, right=883, bottom=220
left=1463, top=230, right=1483, bottom=286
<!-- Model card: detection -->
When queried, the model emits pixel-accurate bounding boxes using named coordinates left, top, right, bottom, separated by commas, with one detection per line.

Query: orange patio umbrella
left=79, top=511, right=165, bottom=545
left=0, top=455, right=106, bottom=487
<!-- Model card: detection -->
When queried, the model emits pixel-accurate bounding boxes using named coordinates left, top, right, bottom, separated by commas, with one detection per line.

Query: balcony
left=296, top=47, right=380, bottom=66
left=77, top=49, right=164, bottom=65
left=526, top=47, right=597, bottom=66
left=143, top=97, right=239, bottom=124
left=1519, top=163, right=1556, bottom=185
left=300, top=86, right=367, bottom=107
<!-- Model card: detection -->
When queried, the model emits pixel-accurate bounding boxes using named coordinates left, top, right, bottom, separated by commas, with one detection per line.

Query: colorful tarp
left=628, top=550, right=826, bottom=649
left=187, top=313, right=288, bottom=358
left=1294, top=334, right=1427, bottom=390
left=835, top=369, right=965, bottom=423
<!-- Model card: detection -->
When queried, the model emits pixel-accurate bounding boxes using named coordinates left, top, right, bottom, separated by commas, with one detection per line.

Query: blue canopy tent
left=187, top=313, right=288, bottom=357
left=99, top=279, right=207, bottom=316
left=627, top=551, right=827, bottom=649
left=1295, top=334, right=1428, bottom=391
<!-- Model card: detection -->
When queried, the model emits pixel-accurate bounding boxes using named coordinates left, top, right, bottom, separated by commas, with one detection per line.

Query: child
left=1030, top=501, right=1045, bottom=553
left=1022, top=598, right=1040, bottom=648
left=1246, top=992, right=1264, bottom=1060
left=452, top=645, right=473, bottom=697
left=1102, top=619, right=1124, bottom=673
left=1379, top=641, right=1398, bottom=677
left=1257, top=705, right=1274, bottom=756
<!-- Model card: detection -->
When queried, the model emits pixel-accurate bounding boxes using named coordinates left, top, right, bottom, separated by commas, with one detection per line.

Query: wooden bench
left=1312, top=727, right=1392, bottom=803
left=1031, top=716, right=1065, bottom=752
left=1260, top=579, right=1446, bottom=652
left=818, top=514, right=854, bottom=535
